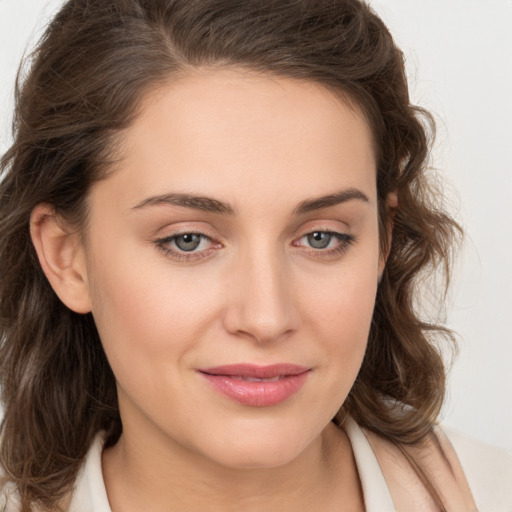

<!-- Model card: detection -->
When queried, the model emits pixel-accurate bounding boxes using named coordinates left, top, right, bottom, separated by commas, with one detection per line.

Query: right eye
left=173, top=233, right=204, bottom=252
left=154, top=232, right=219, bottom=261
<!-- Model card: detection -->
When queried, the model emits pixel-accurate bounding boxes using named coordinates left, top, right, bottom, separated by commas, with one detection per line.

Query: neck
left=102, top=422, right=363, bottom=512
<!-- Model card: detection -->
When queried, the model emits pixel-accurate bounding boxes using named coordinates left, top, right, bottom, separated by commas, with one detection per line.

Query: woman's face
left=82, top=69, right=383, bottom=468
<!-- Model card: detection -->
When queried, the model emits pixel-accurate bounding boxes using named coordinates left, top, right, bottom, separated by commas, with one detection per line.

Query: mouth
left=197, top=364, right=311, bottom=407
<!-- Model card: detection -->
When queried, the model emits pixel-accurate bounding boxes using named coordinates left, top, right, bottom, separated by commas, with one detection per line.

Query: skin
left=31, top=69, right=390, bottom=511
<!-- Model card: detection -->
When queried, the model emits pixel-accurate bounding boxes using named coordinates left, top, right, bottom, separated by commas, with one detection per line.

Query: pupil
left=175, top=234, right=201, bottom=251
left=308, top=232, right=331, bottom=249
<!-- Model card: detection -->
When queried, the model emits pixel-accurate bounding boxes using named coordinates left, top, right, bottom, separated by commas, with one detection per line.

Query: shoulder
left=0, top=481, right=21, bottom=512
left=355, top=418, right=512, bottom=511
left=441, top=425, right=512, bottom=511
left=0, top=433, right=109, bottom=512
left=68, top=432, right=111, bottom=512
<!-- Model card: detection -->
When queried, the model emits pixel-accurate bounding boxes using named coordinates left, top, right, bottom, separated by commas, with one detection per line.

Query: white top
left=63, top=420, right=512, bottom=512
left=440, top=425, right=512, bottom=511
left=3, top=421, right=510, bottom=511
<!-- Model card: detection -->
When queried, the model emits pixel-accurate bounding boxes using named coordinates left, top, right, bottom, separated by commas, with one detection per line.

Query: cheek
left=86, top=238, right=224, bottom=386
left=305, top=271, right=377, bottom=324
left=284, top=265, right=377, bottom=431
left=297, top=245, right=379, bottom=383
left=318, top=278, right=376, bottom=370
left=300, top=242, right=379, bottom=333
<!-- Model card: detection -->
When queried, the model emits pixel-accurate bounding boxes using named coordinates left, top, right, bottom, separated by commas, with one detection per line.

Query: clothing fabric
left=344, top=418, right=512, bottom=511
left=3, top=421, right=511, bottom=511
left=64, top=420, right=512, bottom=512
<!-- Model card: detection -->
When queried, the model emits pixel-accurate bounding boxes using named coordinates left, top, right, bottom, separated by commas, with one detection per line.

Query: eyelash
left=293, top=232, right=355, bottom=258
left=155, top=233, right=217, bottom=261
left=154, top=230, right=355, bottom=262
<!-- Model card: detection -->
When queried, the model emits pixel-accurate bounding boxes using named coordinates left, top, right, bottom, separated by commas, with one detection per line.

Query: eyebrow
left=131, top=188, right=369, bottom=215
left=293, top=188, right=370, bottom=215
left=131, top=193, right=236, bottom=215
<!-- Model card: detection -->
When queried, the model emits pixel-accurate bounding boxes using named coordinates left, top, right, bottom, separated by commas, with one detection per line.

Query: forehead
left=100, top=69, right=377, bottom=210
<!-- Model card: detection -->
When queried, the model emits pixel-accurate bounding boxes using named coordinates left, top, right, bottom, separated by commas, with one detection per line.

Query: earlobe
left=30, top=204, right=92, bottom=314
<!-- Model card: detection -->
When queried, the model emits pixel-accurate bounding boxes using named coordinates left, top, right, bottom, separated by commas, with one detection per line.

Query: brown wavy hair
left=0, top=0, right=461, bottom=510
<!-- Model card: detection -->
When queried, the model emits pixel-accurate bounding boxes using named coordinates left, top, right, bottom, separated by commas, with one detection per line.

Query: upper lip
left=198, top=364, right=310, bottom=379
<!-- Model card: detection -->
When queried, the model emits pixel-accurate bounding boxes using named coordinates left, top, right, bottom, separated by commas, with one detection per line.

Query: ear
left=378, top=192, right=398, bottom=278
left=30, top=204, right=92, bottom=314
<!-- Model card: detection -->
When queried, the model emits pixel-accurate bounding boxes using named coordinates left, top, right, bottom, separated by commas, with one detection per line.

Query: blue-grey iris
left=175, top=234, right=201, bottom=251
left=307, top=232, right=332, bottom=249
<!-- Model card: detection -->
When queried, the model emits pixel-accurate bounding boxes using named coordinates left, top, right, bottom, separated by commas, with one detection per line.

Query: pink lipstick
left=198, top=364, right=310, bottom=407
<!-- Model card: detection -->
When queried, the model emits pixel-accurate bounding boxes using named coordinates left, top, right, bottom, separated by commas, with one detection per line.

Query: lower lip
left=199, top=371, right=310, bottom=407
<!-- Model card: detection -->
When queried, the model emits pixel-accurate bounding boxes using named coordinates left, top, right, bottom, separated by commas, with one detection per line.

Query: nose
left=223, top=245, right=300, bottom=344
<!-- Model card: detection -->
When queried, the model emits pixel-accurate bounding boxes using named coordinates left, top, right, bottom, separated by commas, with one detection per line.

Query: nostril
left=222, top=253, right=300, bottom=342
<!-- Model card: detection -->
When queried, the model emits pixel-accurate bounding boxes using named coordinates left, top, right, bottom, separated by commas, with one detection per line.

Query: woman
left=0, top=0, right=510, bottom=510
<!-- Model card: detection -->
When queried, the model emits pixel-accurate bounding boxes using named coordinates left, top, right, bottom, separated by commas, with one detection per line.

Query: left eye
left=293, top=230, right=355, bottom=256
left=173, top=233, right=205, bottom=252
left=297, top=231, right=350, bottom=249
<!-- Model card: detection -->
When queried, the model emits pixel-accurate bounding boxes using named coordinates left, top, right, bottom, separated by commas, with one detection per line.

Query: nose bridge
left=224, top=238, right=298, bottom=342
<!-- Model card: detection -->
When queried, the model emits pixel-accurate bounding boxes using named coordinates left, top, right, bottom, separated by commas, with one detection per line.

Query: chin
left=197, top=422, right=316, bottom=470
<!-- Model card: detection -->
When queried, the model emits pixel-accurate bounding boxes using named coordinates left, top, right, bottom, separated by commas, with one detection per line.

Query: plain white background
left=1, top=0, right=511, bottom=451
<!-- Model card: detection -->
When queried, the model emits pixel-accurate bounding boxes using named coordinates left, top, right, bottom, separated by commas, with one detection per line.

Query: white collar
left=69, top=432, right=111, bottom=512
left=343, top=416, right=396, bottom=511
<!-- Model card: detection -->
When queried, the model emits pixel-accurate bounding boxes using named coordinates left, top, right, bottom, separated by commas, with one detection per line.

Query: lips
left=198, top=364, right=310, bottom=407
